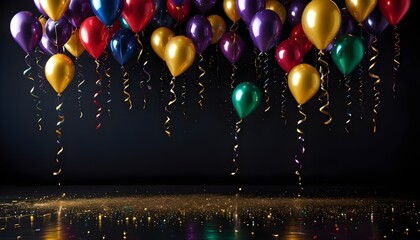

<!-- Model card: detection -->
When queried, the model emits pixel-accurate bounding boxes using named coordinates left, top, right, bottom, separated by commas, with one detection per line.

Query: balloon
left=40, top=34, right=64, bottom=56
left=223, top=0, right=240, bottom=23
left=122, top=0, right=155, bottom=34
left=172, top=0, right=187, bottom=6
left=378, top=0, right=410, bottom=26
left=34, top=0, right=48, bottom=16
left=167, top=0, right=191, bottom=22
left=186, top=14, right=213, bottom=54
left=194, top=0, right=217, bottom=13
left=45, top=17, right=73, bottom=47
left=151, top=0, right=175, bottom=28
left=39, top=16, right=47, bottom=34
left=164, top=36, right=196, bottom=77
left=338, top=7, right=357, bottom=38
left=65, top=29, right=85, bottom=58
left=45, top=53, right=75, bottom=94
left=287, top=0, right=307, bottom=28
left=249, top=9, right=282, bottom=53
left=207, top=15, right=226, bottom=44
left=10, top=11, right=43, bottom=54
left=39, top=0, right=70, bottom=21
left=236, top=0, right=265, bottom=26
left=108, top=18, right=122, bottom=37
left=119, top=16, right=131, bottom=30
left=301, top=0, right=341, bottom=51
left=151, top=27, right=175, bottom=60
left=90, top=0, right=124, bottom=27
left=79, top=16, right=110, bottom=59
left=331, top=34, right=364, bottom=76
left=290, top=23, right=312, bottom=54
left=65, top=0, right=94, bottom=28
left=266, top=0, right=286, bottom=24
left=232, top=82, right=262, bottom=119
left=109, top=29, right=138, bottom=65
left=364, top=6, right=389, bottom=36
left=345, top=0, right=378, bottom=23
left=288, top=63, right=320, bottom=105
left=275, top=38, right=304, bottom=73
left=219, top=31, right=246, bottom=64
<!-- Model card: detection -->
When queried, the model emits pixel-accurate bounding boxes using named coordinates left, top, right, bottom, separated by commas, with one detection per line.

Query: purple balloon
left=10, top=11, right=43, bottom=54
left=39, top=34, right=64, bottom=56
left=364, top=6, right=389, bottom=36
left=186, top=14, right=213, bottom=54
left=249, top=9, right=282, bottom=53
left=65, top=0, right=94, bottom=28
left=194, top=0, right=217, bottom=13
left=287, top=0, right=308, bottom=28
left=172, top=0, right=188, bottom=6
left=236, top=0, right=265, bottom=26
left=219, top=31, right=246, bottom=64
left=338, top=8, right=357, bottom=38
left=34, top=0, right=48, bottom=17
left=45, top=17, right=73, bottom=47
left=363, top=33, right=375, bottom=50
left=324, top=41, right=333, bottom=52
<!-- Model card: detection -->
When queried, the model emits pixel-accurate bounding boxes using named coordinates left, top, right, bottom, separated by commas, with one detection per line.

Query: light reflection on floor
left=0, top=187, right=419, bottom=239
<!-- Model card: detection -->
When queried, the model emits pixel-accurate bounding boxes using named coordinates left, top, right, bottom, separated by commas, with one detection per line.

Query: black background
left=1, top=0, right=419, bottom=192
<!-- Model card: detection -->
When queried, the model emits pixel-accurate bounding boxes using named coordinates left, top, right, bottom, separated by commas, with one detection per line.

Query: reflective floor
left=0, top=185, right=419, bottom=239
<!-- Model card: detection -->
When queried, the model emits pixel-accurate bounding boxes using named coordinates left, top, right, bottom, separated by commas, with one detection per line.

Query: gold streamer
left=143, top=47, right=151, bottom=110
left=357, top=63, right=364, bottom=119
left=281, top=73, right=288, bottom=125
left=369, top=36, right=380, bottom=133
left=23, top=53, right=42, bottom=131
left=160, top=62, right=165, bottom=106
left=181, top=76, right=187, bottom=118
left=317, top=50, right=332, bottom=126
left=76, top=58, right=85, bottom=119
left=255, top=48, right=263, bottom=83
left=121, top=66, right=132, bottom=109
left=294, top=104, right=306, bottom=197
left=263, top=52, right=270, bottom=113
left=231, top=119, right=242, bottom=176
left=94, top=59, right=103, bottom=130
left=34, top=48, right=44, bottom=130
left=53, top=94, right=64, bottom=176
left=136, top=33, right=147, bottom=109
left=103, top=50, right=112, bottom=117
left=392, top=25, right=401, bottom=99
left=164, top=77, right=177, bottom=137
left=344, top=75, right=352, bottom=133
left=198, top=54, right=205, bottom=110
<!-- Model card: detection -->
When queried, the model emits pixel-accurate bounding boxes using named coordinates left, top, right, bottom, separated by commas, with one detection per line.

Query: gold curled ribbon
left=53, top=94, right=64, bottom=176
left=231, top=118, right=242, bottom=176
left=35, top=47, right=46, bottom=94
left=198, top=54, right=205, bottom=110
left=143, top=46, right=151, bottom=110
left=160, top=62, right=166, bottom=106
left=181, top=76, right=187, bottom=118
left=94, top=59, right=103, bottom=130
left=76, top=58, right=85, bottom=118
left=136, top=33, right=147, bottom=110
left=281, top=73, right=288, bottom=125
left=357, top=63, right=364, bottom=119
left=102, top=50, right=112, bottom=117
left=263, top=52, right=270, bottom=113
left=255, top=49, right=263, bottom=84
left=230, top=63, right=237, bottom=91
left=24, top=53, right=42, bottom=131
left=295, top=104, right=306, bottom=197
left=344, top=75, right=352, bottom=133
left=369, top=36, right=380, bottom=133
left=317, top=50, right=332, bottom=126
left=164, top=77, right=177, bottom=137
left=229, top=21, right=239, bottom=32
left=121, top=66, right=132, bottom=109
left=392, top=25, right=401, bottom=99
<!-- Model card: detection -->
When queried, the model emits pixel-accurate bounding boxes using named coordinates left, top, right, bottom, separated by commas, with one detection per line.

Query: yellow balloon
left=164, top=36, right=195, bottom=78
left=39, top=0, right=70, bottom=21
left=151, top=27, right=175, bottom=61
left=301, top=0, right=341, bottom=51
left=207, top=15, right=226, bottom=44
left=266, top=0, right=286, bottom=24
left=288, top=63, right=320, bottom=105
left=45, top=54, right=75, bottom=94
left=345, top=0, right=378, bottom=23
left=39, top=16, right=47, bottom=34
left=223, top=0, right=240, bottom=23
left=65, top=29, right=85, bottom=58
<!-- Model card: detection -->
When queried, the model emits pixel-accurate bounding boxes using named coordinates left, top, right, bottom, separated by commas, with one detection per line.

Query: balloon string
left=24, top=53, right=42, bottom=131
left=255, top=49, right=263, bottom=84
left=263, top=52, right=270, bottom=113
left=122, top=66, right=132, bottom=109
left=103, top=50, right=112, bottom=117
left=231, top=118, right=242, bottom=176
left=54, top=21, right=59, bottom=53
left=344, top=75, right=352, bottom=133
left=94, top=59, right=103, bottom=130
left=392, top=25, right=400, bottom=99
left=160, top=62, right=165, bottom=107
left=229, top=21, right=239, bottom=32
left=317, top=51, right=332, bottom=126
left=142, top=35, right=151, bottom=110
left=76, top=58, right=85, bottom=118
left=35, top=47, right=46, bottom=94
left=164, top=77, right=176, bottom=137
left=215, top=44, right=220, bottom=84
left=281, top=73, right=288, bottom=125
left=198, top=54, right=205, bottom=110
left=230, top=63, right=237, bottom=91
left=136, top=33, right=147, bottom=109
left=369, top=36, right=380, bottom=133
left=53, top=94, right=64, bottom=176
left=295, top=104, right=306, bottom=197
left=358, top=63, right=364, bottom=119
left=181, top=76, right=187, bottom=118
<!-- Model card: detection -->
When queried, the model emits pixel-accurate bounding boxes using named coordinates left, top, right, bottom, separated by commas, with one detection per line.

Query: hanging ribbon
left=136, top=33, right=147, bottom=109
left=121, top=66, right=132, bottom=109
left=198, top=54, right=206, bottom=110
left=263, top=52, right=270, bottom=113
left=317, top=50, right=332, bottom=126
left=181, top=76, right=187, bottom=118
left=94, top=59, right=103, bottom=130
left=160, top=62, right=166, bottom=107
left=281, top=73, right=288, bottom=125
left=392, top=25, right=401, bottom=99
left=102, top=50, right=112, bottom=117
left=231, top=119, right=242, bottom=176
left=23, top=53, right=42, bottom=131
left=358, top=25, right=364, bottom=118
left=75, top=57, right=85, bottom=118
left=142, top=31, right=151, bottom=110
left=34, top=47, right=45, bottom=130
left=369, top=36, right=380, bottom=133
left=344, top=75, right=352, bottom=133
left=53, top=94, right=64, bottom=176
left=294, top=104, right=306, bottom=197
left=164, top=77, right=177, bottom=137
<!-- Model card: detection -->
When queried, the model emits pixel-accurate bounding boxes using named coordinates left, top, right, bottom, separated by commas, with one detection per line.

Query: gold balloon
left=301, top=0, right=341, bottom=51
left=266, top=0, right=287, bottom=24
left=207, top=15, right=226, bottom=44
left=164, top=36, right=195, bottom=78
left=345, top=0, right=378, bottom=23
left=288, top=63, right=320, bottom=105
left=45, top=54, right=75, bottom=94
left=151, top=27, right=175, bottom=61
left=39, top=0, right=70, bottom=21
left=65, top=29, right=85, bottom=58
left=39, top=16, right=47, bottom=34
left=223, top=0, right=240, bottom=23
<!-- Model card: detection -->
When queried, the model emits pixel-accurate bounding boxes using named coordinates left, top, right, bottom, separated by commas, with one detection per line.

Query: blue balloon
left=151, top=0, right=175, bottom=28
left=90, top=0, right=124, bottom=27
left=109, top=29, right=138, bottom=65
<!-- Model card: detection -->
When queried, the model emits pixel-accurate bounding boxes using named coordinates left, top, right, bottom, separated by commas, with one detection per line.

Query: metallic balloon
left=45, top=53, right=75, bottom=94
left=232, top=82, right=262, bottom=119
left=288, top=63, right=320, bottom=105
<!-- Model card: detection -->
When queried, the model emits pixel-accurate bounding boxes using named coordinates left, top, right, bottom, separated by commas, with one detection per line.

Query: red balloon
left=290, top=23, right=313, bottom=54
left=122, top=0, right=155, bottom=33
left=379, top=0, right=411, bottom=26
left=167, top=0, right=191, bottom=22
left=79, top=16, right=110, bottom=59
left=275, top=38, right=304, bottom=73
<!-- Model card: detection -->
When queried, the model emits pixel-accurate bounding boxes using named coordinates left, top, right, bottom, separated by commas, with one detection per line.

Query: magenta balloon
left=34, top=0, right=48, bottom=17
left=45, top=17, right=73, bottom=47
left=249, top=9, right=282, bottom=53
left=186, top=14, right=213, bottom=54
left=236, top=0, right=265, bottom=26
left=65, top=0, right=94, bottom=28
left=10, top=11, right=43, bottom=54
left=219, top=31, right=246, bottom=64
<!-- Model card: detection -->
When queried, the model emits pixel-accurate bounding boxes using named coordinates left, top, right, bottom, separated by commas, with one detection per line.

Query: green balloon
left=331, top=34, right=364, bottom=76
left=232, top=82, right=262, bottom=119
left=120, top=16, right=132, bottom=31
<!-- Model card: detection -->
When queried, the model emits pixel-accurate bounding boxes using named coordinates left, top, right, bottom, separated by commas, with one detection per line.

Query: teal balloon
left=119, top=16, right=131, bottom=30
left=331, top=34, right=364, bottom=76
left=232, top=82, right=262, bottom=119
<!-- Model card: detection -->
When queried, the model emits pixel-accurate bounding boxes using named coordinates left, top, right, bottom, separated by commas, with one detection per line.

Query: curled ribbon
left=164, top=77, right=177, bottom=137
left=198, top=54, right=205, bottom=109
left=94, top=59, right=103, bottom=130
left=121, top=66, right=132, bottom=109
left=24, top=53, right=42, bottom=131
left=317, top=50, right=332, bottom=126
left=53, top=94, right=64, bottom=176
left=263, top=52, right=270, bottom=113
left=392, top=25, right=401, bottom=99
left=231, top=119, right=242, bottom=176
left=369, top=36, right=380, bottom=133
left=295, top=104, right=306, bottom=197
left=344, top=75, right=352, bottom=133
